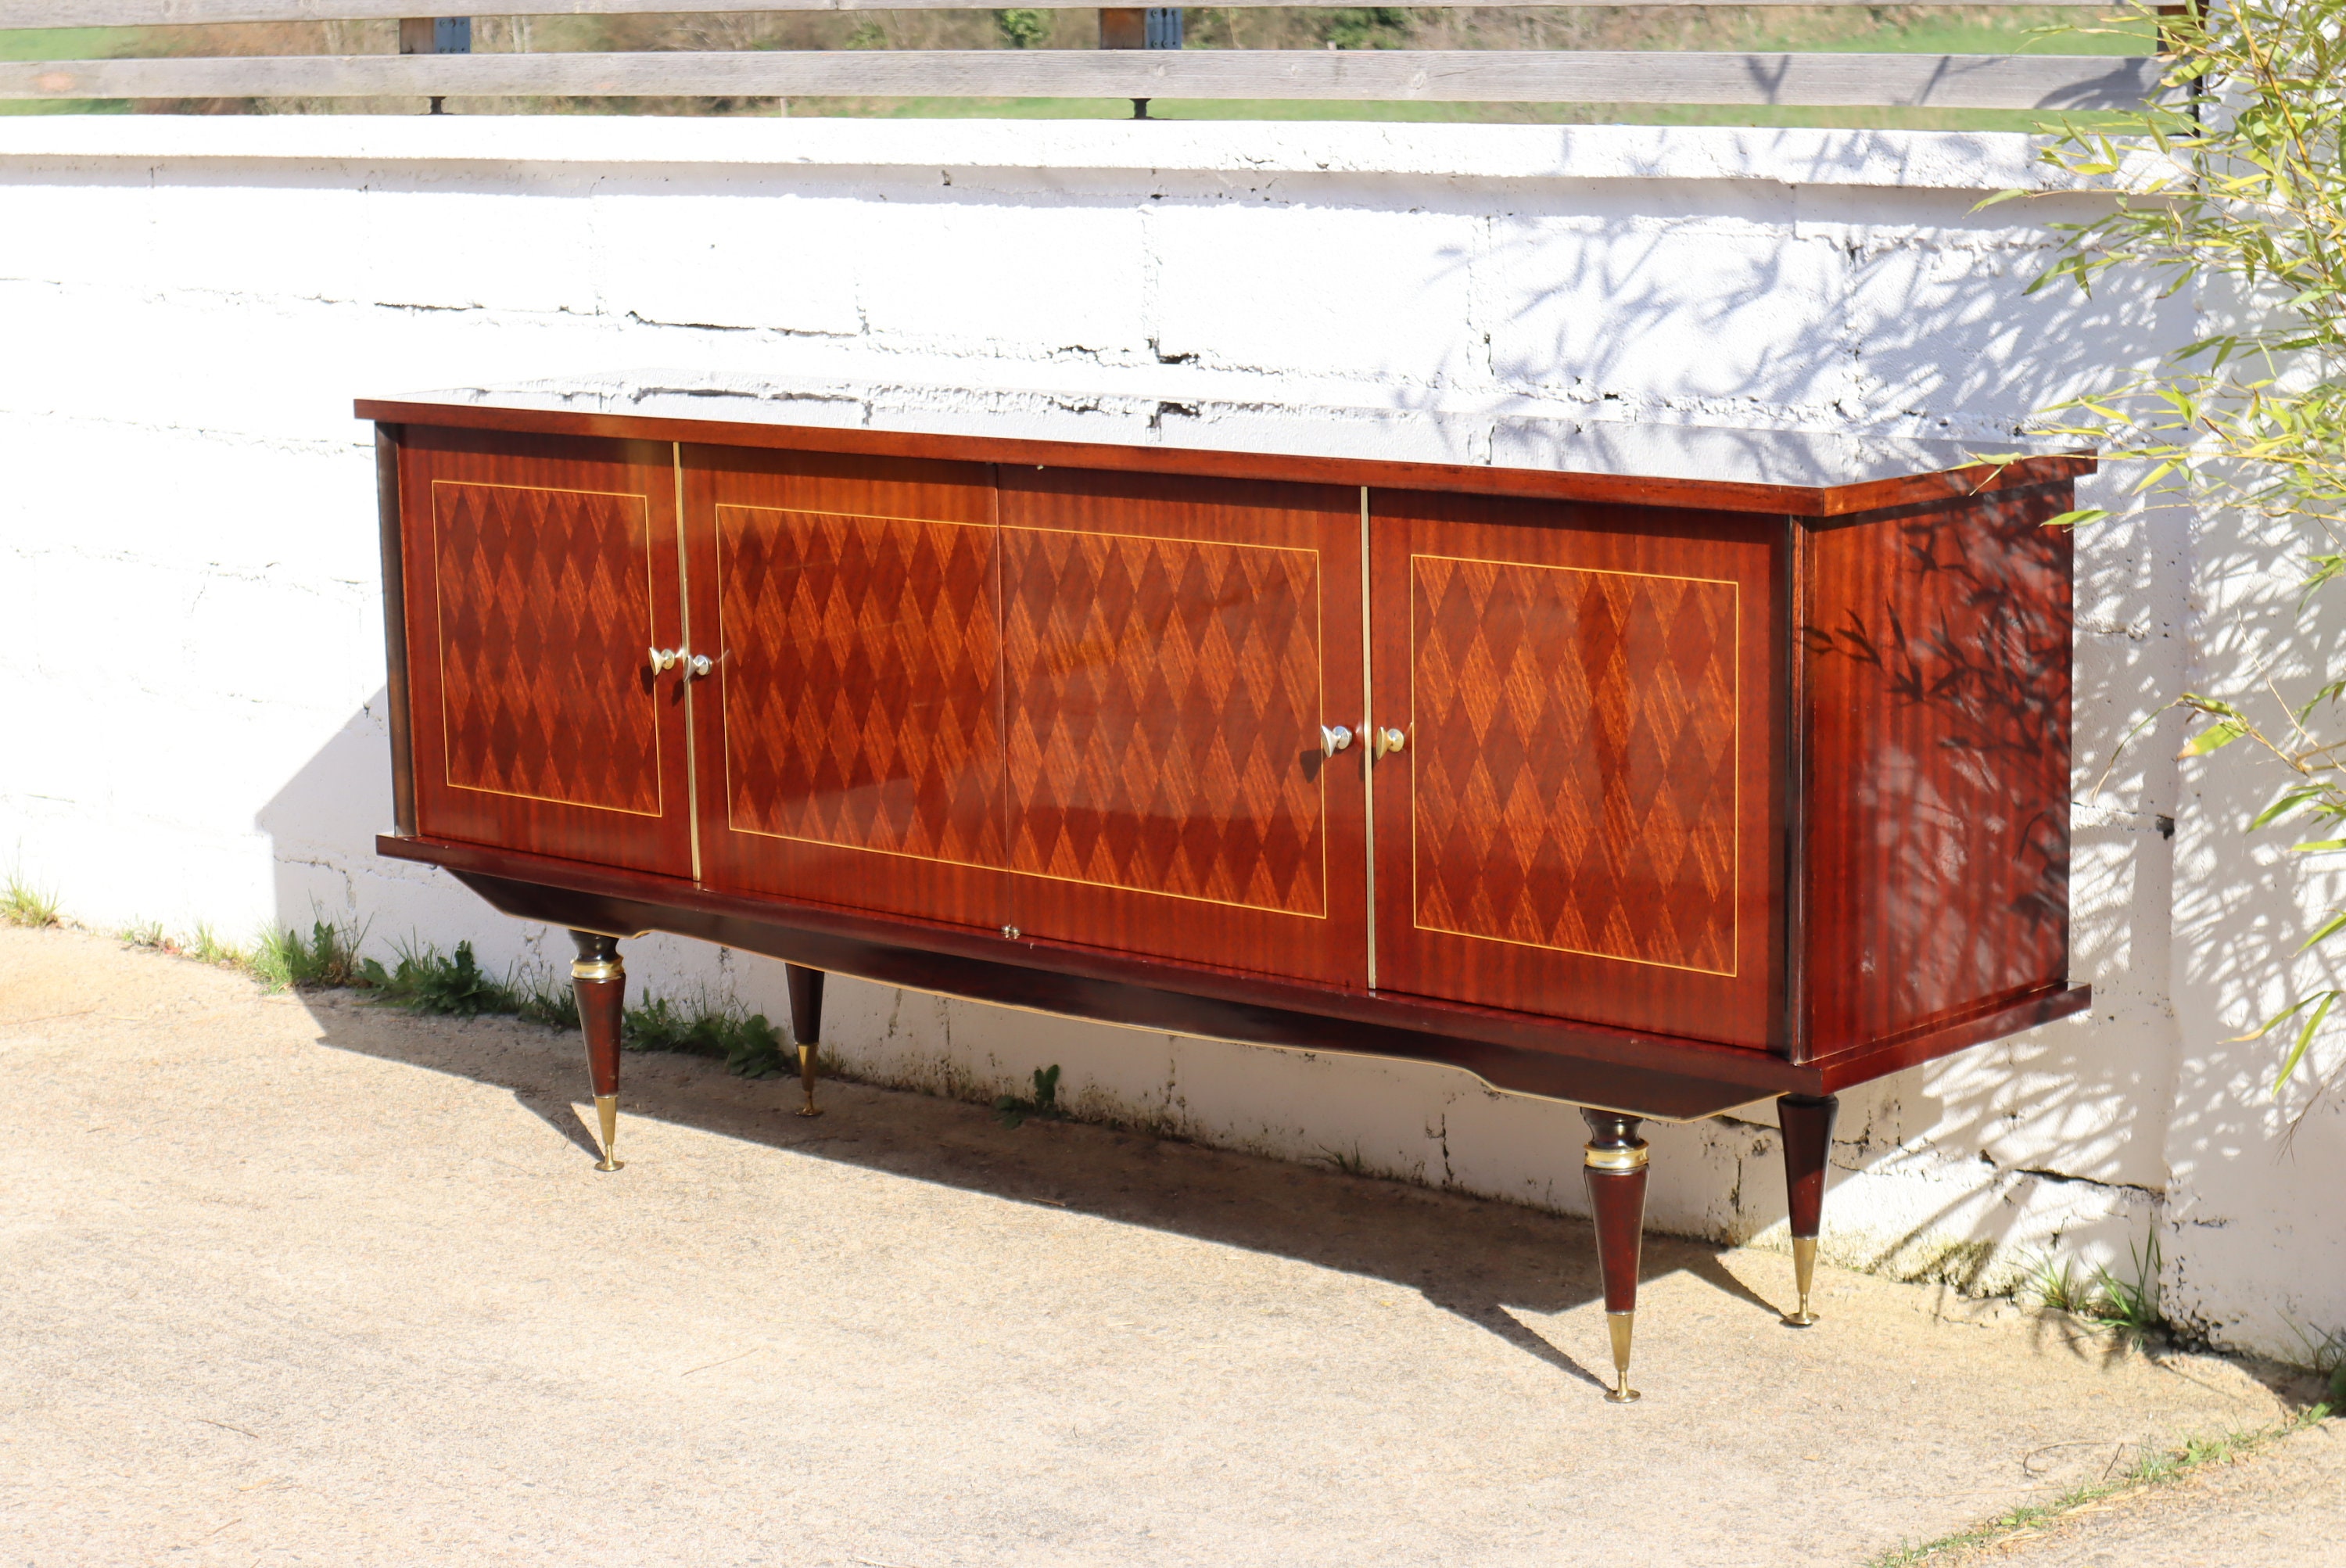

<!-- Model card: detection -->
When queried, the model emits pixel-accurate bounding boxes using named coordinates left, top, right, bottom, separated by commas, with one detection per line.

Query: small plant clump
left=253, top=919, right=369, bottom=990
left=995, top=1064, right=1062, bottom=1128
left=2, top=872, right=60, bottom=928
left=991, top=7, right=1048, bottom=48
left=187, top=922, right=246, bottom=969
left=2026, top=1236, right=2167, bottom=1347
left=622, top=995, right=789, bottom=1079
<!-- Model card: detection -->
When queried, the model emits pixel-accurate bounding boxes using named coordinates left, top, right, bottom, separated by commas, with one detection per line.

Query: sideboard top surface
left=357, top=377, right=2093, bottom=518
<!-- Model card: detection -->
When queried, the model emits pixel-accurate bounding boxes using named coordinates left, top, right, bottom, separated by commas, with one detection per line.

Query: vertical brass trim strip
left=675, top=442, right=703, bottom=884
left=375, top=424, right=417, bottom=838
left=1361, top=486, right=1376, bottom=992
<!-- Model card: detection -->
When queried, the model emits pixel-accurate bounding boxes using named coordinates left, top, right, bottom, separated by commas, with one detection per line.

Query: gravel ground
left=0, top=924, right=2323, bottom=1566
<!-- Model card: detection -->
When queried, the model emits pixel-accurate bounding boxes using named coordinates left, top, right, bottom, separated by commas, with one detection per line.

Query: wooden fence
left=0, top=0, right=2165, bottom=112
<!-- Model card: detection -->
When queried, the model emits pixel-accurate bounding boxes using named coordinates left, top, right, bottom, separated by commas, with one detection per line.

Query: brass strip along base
left=594, top=1093, right=624, bottom=1172
left=1783, top=1236, right=1819, bottom=1327
left=1605, top=1311, right=1641, bottom=1404
left=795, top=1042, right=823, bottom=1119
left=1584, top=1142, right=1651, bottom=1173
left=572, top=959, right=623, bottom=984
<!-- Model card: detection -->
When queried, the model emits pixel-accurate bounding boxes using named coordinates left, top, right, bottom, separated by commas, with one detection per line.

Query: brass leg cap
left=795, top=1044, right=823, bottom=1118
left=594, top=1093, right=624, bottom=1172
left=1782, top=1236, right=1818, bottom=1326
left=1603, top=1311, right=1640, bottom=1402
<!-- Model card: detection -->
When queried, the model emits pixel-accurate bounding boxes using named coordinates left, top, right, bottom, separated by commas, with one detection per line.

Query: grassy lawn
left=0, top=26, right=133, bottom=114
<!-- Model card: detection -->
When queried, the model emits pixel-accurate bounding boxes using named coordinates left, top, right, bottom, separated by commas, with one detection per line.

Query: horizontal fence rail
left=0, top=48, right=2166, bottom=107
left=2, top=0, right=2122, bottom=20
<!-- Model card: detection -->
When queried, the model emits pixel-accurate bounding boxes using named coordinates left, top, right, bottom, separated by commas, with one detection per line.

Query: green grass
left=2028, top=1236, right=2167, bottom=1347
left=622, top=994, right=790, bottom=1078
left=1869, top=1404, right=2336, bottom=1566
left=0, top=25, right=135, bottom=116
left=253, top=917, right=370, bottom=990
left=2, top=871, right=62, bottom=928
left=995, top=1063, right=1063, bottom=1128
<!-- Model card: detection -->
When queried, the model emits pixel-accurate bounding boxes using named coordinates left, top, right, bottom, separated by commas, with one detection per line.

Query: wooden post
left=398, top=16, right=471, bottom=114
left=1099, top=6, right=1181, bottom=120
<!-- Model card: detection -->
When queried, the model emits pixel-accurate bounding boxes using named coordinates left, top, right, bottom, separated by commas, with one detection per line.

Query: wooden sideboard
left=361, top=393, right=2089, bottom=1401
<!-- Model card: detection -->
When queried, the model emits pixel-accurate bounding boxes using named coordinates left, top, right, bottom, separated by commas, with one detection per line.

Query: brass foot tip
left=1787, top=1236, right=1819, bottom=1326
left=1602, top=1310, right=1638, bottom=1402
left=594, top=1094, right=622, bottom=1172
left=794, top=1045, right=823, bottom=1118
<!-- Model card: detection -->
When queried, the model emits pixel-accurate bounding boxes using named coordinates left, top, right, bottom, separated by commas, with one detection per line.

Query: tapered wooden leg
left=1581, top=1107, right=1650, bottom=1403
left=1777, top=1093, right=1838, bottom=1326
left=785, top=963, right=825, bottom=1119
left=569, top=931, right=625, bottom=1172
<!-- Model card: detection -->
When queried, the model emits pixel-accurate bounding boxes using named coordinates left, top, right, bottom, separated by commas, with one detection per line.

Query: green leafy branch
left=2007, top=0, right=2346, bottom=1110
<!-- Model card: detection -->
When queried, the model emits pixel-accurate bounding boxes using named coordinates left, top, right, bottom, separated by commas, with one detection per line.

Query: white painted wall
left=1, top=115, right=2334, bottom=1365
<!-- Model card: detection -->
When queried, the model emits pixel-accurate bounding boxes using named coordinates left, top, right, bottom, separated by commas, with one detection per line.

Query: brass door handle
left=1319, top=724, right=1354, bottom=757
left=1373, top=726, right=1407, bottom=759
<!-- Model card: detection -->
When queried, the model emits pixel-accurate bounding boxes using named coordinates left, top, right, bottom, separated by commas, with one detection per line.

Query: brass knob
left=687, top=653, right=714, bottom=679
left=1374, top=726, right=1408, bottom=759
left=647, top=647, right=681, bottom=673
left=1319, top=724, right=1354, bottom=757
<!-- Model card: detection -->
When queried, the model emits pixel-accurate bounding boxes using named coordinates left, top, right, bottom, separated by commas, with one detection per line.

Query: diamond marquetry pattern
left=1003, top=528, right=1325, bottom=915
left=433, top=480, right=662, bottom=816
left=719, top=506, right=1007, bottom=867
left=1412, top=554, right=1738, bottom=974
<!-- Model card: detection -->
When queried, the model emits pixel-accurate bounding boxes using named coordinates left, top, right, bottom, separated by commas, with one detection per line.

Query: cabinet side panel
left=1802, top=487, right=2075, bottom=1056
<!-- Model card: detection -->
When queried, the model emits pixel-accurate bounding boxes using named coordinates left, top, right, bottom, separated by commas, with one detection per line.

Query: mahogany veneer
left=363, top=393, right=2090, bottom=1396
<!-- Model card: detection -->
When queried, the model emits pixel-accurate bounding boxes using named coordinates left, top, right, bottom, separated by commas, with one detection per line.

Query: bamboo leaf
left=2179, top=719, right=2250, bottom=758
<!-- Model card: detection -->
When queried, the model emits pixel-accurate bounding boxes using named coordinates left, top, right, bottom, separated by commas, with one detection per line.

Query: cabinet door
left=1368, top=490, right=1784, bottom=1047
left=398, top=427, right=694, bottom=877
left=683, top=445, right=1010, bottom=931
left=998, top=468, right=1367, bottom=986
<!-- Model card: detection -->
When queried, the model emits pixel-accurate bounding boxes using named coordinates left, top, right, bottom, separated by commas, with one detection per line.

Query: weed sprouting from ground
left=514, top=972, right=580, bottom=1031
left=252, top=918, right=369, bottom=990
left=995, top=1064, right=1061, bottom=1128
left=360, top=938, right=513, bottom=1016
left=622, top=995, right=788, bottom=1079
left=188, top=922, right=246, bottom=969
left=1869, top=1402, right=2335, bottom=1566
left=1316, top=1143, right=1372, bottom=1177
left=2, top=871, right=60, bottom=928
left=2287, top=1320, right=2346, bottom=1407
left=117, top=919, right=166, bottom=949
left=2025, top=1236, right=2166, bottom=1346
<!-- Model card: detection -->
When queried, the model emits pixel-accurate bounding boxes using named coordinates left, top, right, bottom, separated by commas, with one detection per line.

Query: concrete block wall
left=1, top=115, right=2335, bottom=1364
